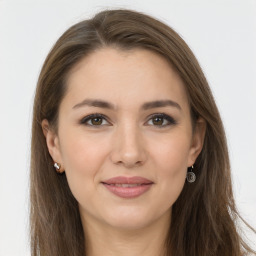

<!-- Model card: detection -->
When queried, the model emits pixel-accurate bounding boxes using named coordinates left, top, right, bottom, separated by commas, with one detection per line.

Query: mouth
left=102, top=183, right=151, bottom=187
left=101, top=176, right=154, bottom=198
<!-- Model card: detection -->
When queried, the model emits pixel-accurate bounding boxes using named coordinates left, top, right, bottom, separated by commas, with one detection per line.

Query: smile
left=101, top=176, right=154, bottom=198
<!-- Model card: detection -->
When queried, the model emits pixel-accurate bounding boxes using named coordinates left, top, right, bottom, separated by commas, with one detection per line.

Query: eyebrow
left=72, top=99, right=181, bottom=111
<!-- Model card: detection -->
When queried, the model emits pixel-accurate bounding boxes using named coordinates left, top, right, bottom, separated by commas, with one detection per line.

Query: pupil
left=92, top=117, right=102, bottom=125
left=153, top=117, right=163, bottom=125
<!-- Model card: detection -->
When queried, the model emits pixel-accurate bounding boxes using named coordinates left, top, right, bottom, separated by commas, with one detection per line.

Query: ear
left=42, top=119, right=63, bottom=168
left=187, top=117, right=206, bottom=167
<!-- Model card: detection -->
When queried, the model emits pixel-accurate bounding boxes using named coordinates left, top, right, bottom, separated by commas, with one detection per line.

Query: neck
left=81, top=210, right=171, bottom=256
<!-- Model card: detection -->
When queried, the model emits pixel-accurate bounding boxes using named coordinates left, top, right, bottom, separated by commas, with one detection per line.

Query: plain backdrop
left=0, top=0, right=255, bottom=255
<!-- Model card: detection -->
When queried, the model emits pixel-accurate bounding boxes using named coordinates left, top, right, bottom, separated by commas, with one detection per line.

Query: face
left=43, top=47, right=205, bottom=231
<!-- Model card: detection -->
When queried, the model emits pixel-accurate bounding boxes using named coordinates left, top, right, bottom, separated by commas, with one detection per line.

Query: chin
left=103, top=207, right=161, bottom=231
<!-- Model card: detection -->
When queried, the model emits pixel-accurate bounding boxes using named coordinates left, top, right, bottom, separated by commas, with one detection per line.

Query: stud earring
left=54, top=162, right=62, bottom=173
left=186, top=165, right=196, bottom=183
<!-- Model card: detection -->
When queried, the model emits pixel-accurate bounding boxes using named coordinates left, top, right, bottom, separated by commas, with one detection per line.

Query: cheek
left=59, top=127, right=108, bottom=171
left=151, top=132, right=191, bottom=173
left=58, top=131, right=109, bottom=200
left=150, top=135, right=190, bottom=201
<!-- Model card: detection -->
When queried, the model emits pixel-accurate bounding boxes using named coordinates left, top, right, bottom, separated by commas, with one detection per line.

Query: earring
left=54, top=162, right=62, bottom=173
left=186, top=165, right=196, bottom=183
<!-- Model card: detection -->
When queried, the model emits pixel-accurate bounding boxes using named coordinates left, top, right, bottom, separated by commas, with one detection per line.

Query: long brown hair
left=30, top=9, right=256, bottom=256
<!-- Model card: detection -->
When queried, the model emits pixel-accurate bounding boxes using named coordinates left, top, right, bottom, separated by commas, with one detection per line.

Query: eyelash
left=80, top=113, right=177, bottom=128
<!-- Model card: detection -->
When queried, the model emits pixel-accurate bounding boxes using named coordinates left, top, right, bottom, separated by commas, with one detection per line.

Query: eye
left=80, top=113, right=176, bottom=127
left=80, top=114, right=110, bottom=126
left=147, top=113, right=176, bottom=127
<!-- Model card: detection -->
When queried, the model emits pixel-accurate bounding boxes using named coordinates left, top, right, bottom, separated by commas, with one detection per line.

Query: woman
left=30, top=9, right=256, bottom=256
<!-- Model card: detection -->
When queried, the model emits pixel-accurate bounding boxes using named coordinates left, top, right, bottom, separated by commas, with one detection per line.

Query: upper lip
left=102, top=176, right=153, bottom=185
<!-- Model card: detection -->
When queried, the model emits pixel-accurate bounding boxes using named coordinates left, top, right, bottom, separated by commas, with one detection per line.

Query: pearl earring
left=54, top=162, right=62, bottom=173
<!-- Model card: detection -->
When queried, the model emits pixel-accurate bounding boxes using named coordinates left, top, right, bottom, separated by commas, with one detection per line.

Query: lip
left=102, top=176, right=153, bottom=185
left=101, top=176, right=154, bottom=199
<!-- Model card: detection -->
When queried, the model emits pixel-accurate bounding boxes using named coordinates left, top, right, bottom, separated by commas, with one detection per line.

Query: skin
left=43, top=47, right=205, bottom=256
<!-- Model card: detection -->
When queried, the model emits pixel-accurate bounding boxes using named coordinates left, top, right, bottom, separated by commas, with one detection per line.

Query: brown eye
left=91, top=117, right=103, bottom=125
left=147, top=113, right=177, bottom=127
left=152, top=116, right=164, bottom=125
left=80, top=114, right=109, bottom=126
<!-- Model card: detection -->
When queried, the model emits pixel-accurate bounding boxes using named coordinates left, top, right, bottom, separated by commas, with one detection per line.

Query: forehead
left=63, top=47, right=189, bottom=112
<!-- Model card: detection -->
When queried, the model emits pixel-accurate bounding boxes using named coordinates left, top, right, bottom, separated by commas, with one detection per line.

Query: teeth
left=110, top=183, right=142, bottom=187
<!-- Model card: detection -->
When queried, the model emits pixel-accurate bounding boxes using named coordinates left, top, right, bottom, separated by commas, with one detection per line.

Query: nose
left=110, top=122, right=147, bottom=168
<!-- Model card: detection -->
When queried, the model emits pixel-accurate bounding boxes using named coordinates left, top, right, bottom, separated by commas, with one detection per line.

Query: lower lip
left=102, top=183, right=153, bottom=198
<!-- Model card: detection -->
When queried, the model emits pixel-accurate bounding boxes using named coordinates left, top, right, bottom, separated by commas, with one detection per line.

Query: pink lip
left=102, top=176, right=154, bottom=198
left=103, top=176, right=153, bottom=185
